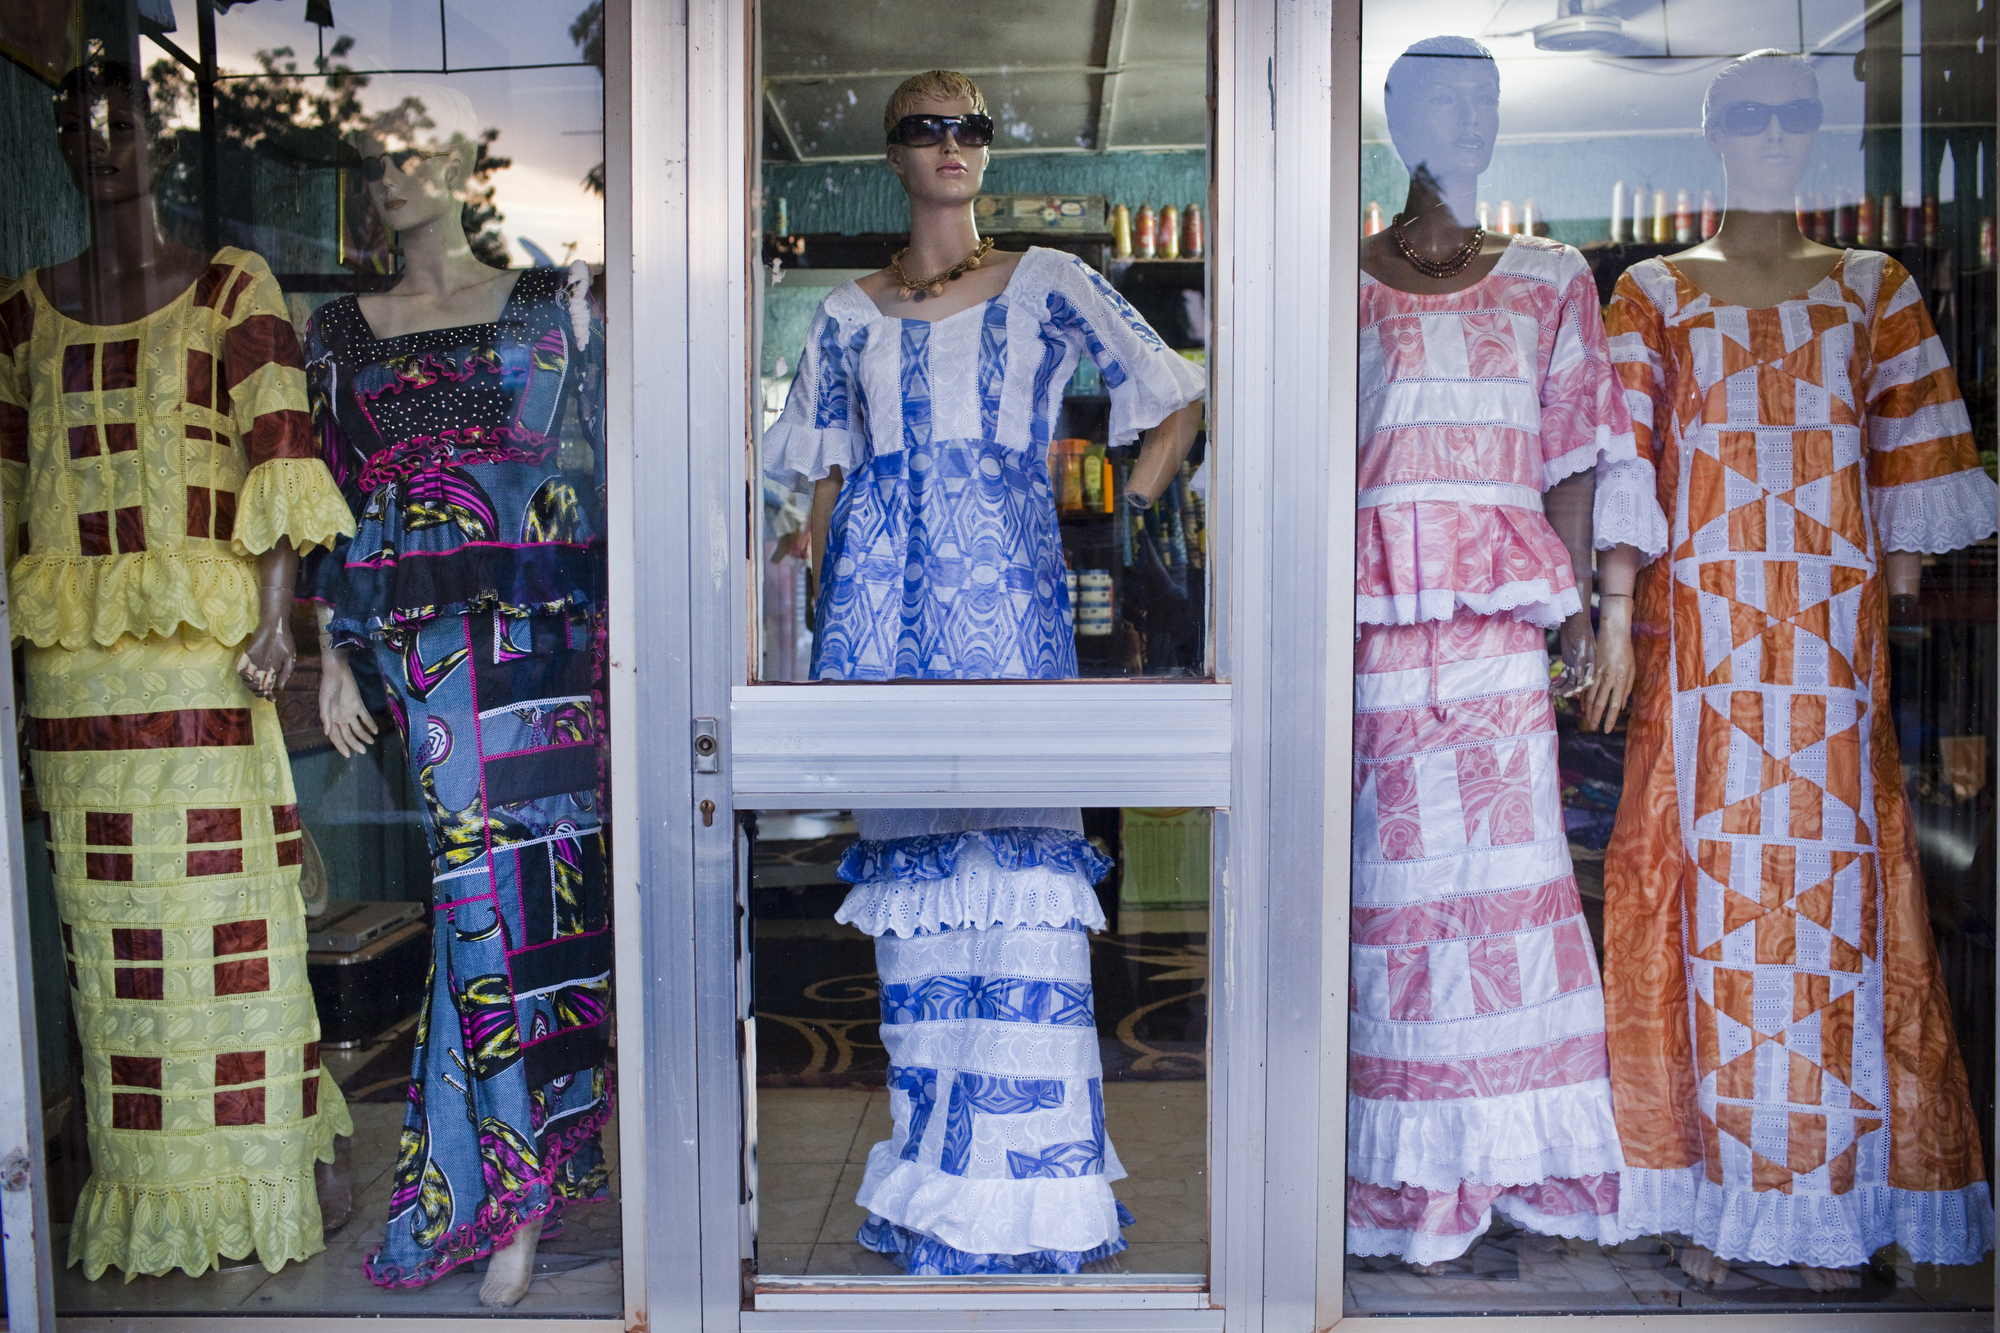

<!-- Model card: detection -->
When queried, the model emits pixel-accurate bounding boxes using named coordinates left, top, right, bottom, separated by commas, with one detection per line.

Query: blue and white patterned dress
left=766, top=246, right=1205, bottom=680
left=767, top=249, right=1204, bottom=1274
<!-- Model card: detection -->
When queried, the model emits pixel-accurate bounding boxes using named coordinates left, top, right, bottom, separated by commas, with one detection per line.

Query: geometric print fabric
left=27, top=627, right=349, bottom=1281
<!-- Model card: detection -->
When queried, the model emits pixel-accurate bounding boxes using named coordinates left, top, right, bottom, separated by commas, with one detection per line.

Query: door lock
left=693, top=717, right=720, bottom=773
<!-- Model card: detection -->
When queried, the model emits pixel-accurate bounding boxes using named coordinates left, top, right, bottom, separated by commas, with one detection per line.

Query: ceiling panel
left=1108, top=65, right=1208, bottom=148
left=772, top=71, right=1102, bottom=159
left=1119, top=0, right=1208, bottom=66
left=763, top=0, right=1109, bottom=77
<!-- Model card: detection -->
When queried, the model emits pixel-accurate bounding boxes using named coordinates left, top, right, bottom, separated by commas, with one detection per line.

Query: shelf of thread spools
left=1105, top=202, right=1205, bottom=261
left=1050, top=434, right=1208, bottom=677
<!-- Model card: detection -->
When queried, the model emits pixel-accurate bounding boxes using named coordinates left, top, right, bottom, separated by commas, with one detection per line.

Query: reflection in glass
left=750, top=808, right=1208, bottom=1277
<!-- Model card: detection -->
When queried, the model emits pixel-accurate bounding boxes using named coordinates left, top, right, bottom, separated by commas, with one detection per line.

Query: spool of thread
left=1497, top=200, right=1515, bottom=235
left=1159, top=204, right=1181, bottom=259
left=1521, top=198, right=1537, bottom=236
left=1923, top=194, right=1939, bottom=246
left=1111, top=204, right=1133, bottom=258
left=1611, top=181, right=1628, bottom=242
left=1700, top=189, right=1719, bottom=240
left=1362, top=201, right=1382, bottom=237
left=1183, top=203, right=1205, bottom=256
left=1477, top=200, right=1492, bottom=230
left=1135, top=204, right=1157, bottom=258
left=1674, top=189, right=1693, bottom=244
left=1858, top=193, right=1877, bottom=246
left=1652, top=190, right=1669, bottom=243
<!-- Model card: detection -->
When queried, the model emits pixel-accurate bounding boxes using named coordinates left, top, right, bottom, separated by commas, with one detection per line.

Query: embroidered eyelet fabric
left=27, top=629, right=351, bottom=1280
left=837, top=821, right=1131, bottom=1273
left=0, top=250, right=355, bottom=650
left=1601, top=250, right=1997, bottom=1268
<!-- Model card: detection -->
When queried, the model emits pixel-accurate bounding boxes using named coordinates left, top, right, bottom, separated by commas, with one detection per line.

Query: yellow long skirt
left=26, top=628, right=352, bottom=1280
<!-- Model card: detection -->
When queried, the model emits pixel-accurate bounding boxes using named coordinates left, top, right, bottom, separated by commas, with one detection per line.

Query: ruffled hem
left=856, top=1150, right=1129, bottom=1258
left=1345, top=1186, right=1629, bottom=1266
left=1542, top=423, right=1641, bottom=490
left=362, top=1087, right=616, bottom=1289
left=857, top=1204, right=1135, bottom=1275
left=1617, top=1164, right=1996, bottom=1268
left=1873, top=467, right=2000, bottom=555
left=764, top=421, right=861, bottom=492
left=69, top=1072, right=353, bottom=1281
left=231, top=458, right=358, bottom=558
left=1356, top=499, right=1582, bottom=630
left=1593, top=456, right=1670, bottom=560
left=1355, top=581, right=1583, bottom=631
left=839, top=826, right=1113, bottom=886
left=11, top=551, right=266, bottom=649
left=1347, top=1081, right=1626, bottom=1190
left=836, top=864, right=1107, bottom=940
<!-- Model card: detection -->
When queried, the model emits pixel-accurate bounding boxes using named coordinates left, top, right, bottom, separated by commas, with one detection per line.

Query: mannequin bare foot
left=316, top=1136, right=353, bottom=1234
left=478, top=1219, right=544, bottom=1309
left=1678, top=1244, right=1730, bottom=1285
left=1408, top=1260, right=1449, bottom=1276
left=1800, top=1263, right=1863, bottom=1292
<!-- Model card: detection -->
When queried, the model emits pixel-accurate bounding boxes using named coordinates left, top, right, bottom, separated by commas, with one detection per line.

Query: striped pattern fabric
left=1602, top=251, right=1997, bottom=1267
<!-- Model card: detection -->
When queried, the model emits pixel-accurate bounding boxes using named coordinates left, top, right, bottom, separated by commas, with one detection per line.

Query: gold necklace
left=890, top=236, right=995, bottom=301
left=1389, top=214, right=1485, bottom=279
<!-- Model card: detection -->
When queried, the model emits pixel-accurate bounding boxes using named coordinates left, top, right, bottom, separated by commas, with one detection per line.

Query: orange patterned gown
left=1603, top=252, right=1996, bottom=1267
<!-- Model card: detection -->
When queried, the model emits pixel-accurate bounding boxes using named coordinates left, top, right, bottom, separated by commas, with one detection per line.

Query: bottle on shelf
left=1082, top=442, right=1106, bottom=512
left=1100, top=455, right=1116, bottom=514
left=1056, top=439, right=1087, bottom=512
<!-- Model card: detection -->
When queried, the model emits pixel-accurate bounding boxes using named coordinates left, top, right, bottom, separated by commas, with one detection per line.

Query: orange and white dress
left=1603, top=251, right=1995, bottom=1267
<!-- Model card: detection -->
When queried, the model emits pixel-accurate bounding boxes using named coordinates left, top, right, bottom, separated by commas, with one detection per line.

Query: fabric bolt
left=362, top=608, right=612, bottom=1288
left=837, top=822, right=1130, bottom=1273
left=0, top=248, right=355, bottom=650
left=28, top=628, right=352, bottom=1280
left=300, top=266, right=606, bottom=647
left=303, top=269, right=614, bottom=1287
left=1602, top=251, right=1997, bottom=1268
left=766, top=246, right=1206, bottom=680
left=1349, top=236, right=1661, bottom=1264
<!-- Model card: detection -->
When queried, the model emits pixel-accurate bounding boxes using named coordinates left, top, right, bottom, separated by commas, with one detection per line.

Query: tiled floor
left=754, top=1082, right=1208, bottom=1277
left=1344, top=1228, right=1995, bottom=1315
left=48, top=1044, right=625, bottom=1318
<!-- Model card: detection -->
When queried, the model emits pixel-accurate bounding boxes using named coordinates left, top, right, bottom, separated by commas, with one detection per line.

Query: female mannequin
left=307, top=86, right=611, bottom=1306
left=0, top=58, right=355, bottom=1279
left=766, top=71, right=1204, bottom=1273
left=1345, top=35, right=1666, bottom=1267
left=1603, top=48, right=1996, bottom=1287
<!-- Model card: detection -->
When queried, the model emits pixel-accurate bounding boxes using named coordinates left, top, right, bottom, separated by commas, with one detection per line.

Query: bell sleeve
left=220, top=254, right=358, bottom=559
left=0, top=278, right=28, bottom=571
left=1601, top=267, right=1675, bottom=563
left=1043, top=253, right=1205, bottom=447
left=1863, top=257, right=1998, bottom=554
left=295, top=313, right=365, bottom=608
left=764, top=298, right=866, bottom=492
left=1546, top=261, right=1667, bottom=561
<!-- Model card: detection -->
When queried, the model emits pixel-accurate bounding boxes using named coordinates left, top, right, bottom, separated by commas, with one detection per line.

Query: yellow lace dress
left=0, top=246, right=358, bottom=1280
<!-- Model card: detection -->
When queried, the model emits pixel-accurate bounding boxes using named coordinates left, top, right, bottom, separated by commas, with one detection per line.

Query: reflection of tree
left=571, top=0, right=603, bottom=196
left=146, top=39, right=515, bottom=269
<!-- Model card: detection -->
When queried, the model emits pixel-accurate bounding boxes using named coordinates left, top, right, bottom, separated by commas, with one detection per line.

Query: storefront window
left=747, top=806, right=1209, bottom=1283
left=1346, top=2, right=1996, bottom=1315
left=1, top=0, right=617, bottom=1316
left=754, top=5, right=1214, bottom=683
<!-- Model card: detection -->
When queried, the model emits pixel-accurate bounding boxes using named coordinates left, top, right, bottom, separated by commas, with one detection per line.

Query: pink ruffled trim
left=1357, top=500, right=1578, bottom=628
left=361, top=1076, right=616, bottom=1290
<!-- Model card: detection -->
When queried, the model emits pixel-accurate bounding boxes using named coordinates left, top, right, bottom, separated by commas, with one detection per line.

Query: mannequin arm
left=803, top=466, right=843, bottom=572
left=317, top=605, right=379, bottom=758
left=1582, top=543, right=1641, bottom=733
left=1545, top=471, right=1597, bottom=693
left=1123, top=402, right=1204, bottom=506
left=238, top=540, right=297, bottom=700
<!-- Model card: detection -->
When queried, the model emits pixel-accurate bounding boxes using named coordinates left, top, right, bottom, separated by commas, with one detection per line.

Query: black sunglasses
left=359, top=147, right=450, bottom=181
left=887, top=113, right=995, bottom=148
left=1719, top=99, right=1823, bottom=136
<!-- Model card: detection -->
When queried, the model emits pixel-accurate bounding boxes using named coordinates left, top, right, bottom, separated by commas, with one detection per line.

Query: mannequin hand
left=319, top=646, right=379, bottom=759
left=1551, top=609, right=1597, bottom=698
left=237, top=614, right=295, bottom=701
left=1582, top=597, right=1636, bottom=733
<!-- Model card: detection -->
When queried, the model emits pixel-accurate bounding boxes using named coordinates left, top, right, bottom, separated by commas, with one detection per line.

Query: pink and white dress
left=1347, top=235, right=1669, bottom=1264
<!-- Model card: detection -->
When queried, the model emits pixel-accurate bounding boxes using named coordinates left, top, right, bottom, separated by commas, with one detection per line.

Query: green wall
left=0, top=55, right=86, bottom=278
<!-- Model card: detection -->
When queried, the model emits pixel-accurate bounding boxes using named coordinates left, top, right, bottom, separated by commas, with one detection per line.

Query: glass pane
left=748, top=806, right=1209, bottom=1279
left=754, top=2, right=1213, bottom=682
left=1346, top=3, right=1997, bottom=1316
left=1, top=0, right=616, bottom=1314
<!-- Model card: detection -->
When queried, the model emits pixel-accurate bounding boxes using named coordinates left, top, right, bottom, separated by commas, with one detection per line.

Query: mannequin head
left=353, top=83, right=482, bottom=234
left=883, top=70, right=989, bottom=208
left=1384, top=36, right=1499, bottom=204
left=53, top=58, right=172, bottom=207
left=1703, top=49, right=1820, bottom=212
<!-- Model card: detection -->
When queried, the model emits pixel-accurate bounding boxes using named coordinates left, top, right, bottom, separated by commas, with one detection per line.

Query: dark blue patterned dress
left=302, top=267, right=612, bottom=1288
left=767, top=250, right=1204, bottom=1274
